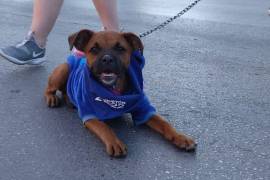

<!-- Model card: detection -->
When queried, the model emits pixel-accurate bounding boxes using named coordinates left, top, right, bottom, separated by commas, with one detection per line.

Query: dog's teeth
left=101, top=73, right=116, bottom=77
left=104, top=73, right=114, bottom=76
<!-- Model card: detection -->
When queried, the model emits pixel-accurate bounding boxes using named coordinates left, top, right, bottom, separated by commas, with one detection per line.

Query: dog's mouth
left=99, top=71, right=118, bottom=86
left=91, top=55, right=126, bottom=87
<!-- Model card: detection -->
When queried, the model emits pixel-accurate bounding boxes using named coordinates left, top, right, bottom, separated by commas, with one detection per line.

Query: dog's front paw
left=45, top=94, right=61, bottom=108
left=105, top=139, right=127, bottom=157
left=167, top=133, right=197, bottom=152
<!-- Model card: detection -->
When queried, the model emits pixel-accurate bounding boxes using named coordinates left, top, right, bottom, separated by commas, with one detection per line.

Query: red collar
left=111, top=88, right=122, bottom=95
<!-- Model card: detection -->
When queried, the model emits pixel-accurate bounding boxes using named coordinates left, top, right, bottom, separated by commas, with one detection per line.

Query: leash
left=139, top=0, right=202, bottom=38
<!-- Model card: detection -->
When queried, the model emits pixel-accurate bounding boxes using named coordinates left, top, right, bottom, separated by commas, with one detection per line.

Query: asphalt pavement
left=0, top=0, right=270, bottom=179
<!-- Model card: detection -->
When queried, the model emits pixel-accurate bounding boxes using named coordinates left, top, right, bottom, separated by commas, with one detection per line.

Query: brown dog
left=44, top=29, right=196, bottom=157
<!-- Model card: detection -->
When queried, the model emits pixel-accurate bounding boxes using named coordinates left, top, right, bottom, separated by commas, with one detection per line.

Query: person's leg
left=31, top=0, right=64, bottom=48
left=0, top=0, right=63, bottom=65
left=72, top=0, right=119, bottom=56
left=92, top=0, right=119, bottom=31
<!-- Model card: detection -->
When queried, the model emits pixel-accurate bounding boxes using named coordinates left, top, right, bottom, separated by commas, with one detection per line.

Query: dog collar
left=111, top=89, right=121, bottom=95
left=72, top=48, right=85, bottom=58
left=110, top=85, right=122, bottom=95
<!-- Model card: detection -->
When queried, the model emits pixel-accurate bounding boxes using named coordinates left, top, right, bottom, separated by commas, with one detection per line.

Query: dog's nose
left=101, top=55, right=114, bottom=65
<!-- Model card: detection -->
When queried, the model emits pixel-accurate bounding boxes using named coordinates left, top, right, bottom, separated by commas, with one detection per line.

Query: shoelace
left=15, top=31, right=38, bottom=48
left=15, top=36, right=33, bottom=48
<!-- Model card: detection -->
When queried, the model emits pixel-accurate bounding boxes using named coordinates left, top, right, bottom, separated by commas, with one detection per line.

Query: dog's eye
left=114, top=44, right=126, bottom=52
left=89, top=47, right=100, bottom=54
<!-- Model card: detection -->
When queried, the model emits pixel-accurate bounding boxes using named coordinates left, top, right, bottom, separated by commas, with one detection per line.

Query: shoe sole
left=0, top=49, right=46, bottom=65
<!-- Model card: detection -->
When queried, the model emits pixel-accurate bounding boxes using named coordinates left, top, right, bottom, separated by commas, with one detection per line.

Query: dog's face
left=68, top=30, right=143, bottom=86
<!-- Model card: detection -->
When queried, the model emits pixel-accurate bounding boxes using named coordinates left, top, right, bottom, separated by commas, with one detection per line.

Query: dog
left=44, top=29, right=196, bottom=157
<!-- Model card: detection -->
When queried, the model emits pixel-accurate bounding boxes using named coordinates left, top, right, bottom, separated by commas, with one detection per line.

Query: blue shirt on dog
left=66, top=50, right=156, bottom=125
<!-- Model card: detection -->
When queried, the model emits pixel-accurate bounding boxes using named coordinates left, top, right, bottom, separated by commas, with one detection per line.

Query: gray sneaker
left=0, top=33, right=46, bottom=65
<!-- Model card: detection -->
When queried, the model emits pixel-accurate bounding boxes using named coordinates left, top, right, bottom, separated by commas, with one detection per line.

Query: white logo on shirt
left=95, top=97, right=126, bottom=109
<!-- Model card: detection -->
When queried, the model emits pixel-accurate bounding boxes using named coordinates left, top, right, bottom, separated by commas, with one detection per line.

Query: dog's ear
left=122, top=32, right=144, bottom=53
left=68, top=29, right=94, bottom=51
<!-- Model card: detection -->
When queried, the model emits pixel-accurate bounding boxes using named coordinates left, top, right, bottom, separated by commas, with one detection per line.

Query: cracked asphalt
left=0, top=0, right=270, bottom=179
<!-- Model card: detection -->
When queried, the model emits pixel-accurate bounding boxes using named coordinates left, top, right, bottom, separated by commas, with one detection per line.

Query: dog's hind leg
left=45, top=63, right=69, bottom=107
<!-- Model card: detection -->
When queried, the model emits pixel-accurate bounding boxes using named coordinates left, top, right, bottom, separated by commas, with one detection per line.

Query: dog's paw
left=169, top=133, right=197, bottom=152
left=105, top=139, right=127, bottom=157
left=45, top=94, right=61, bottom=108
